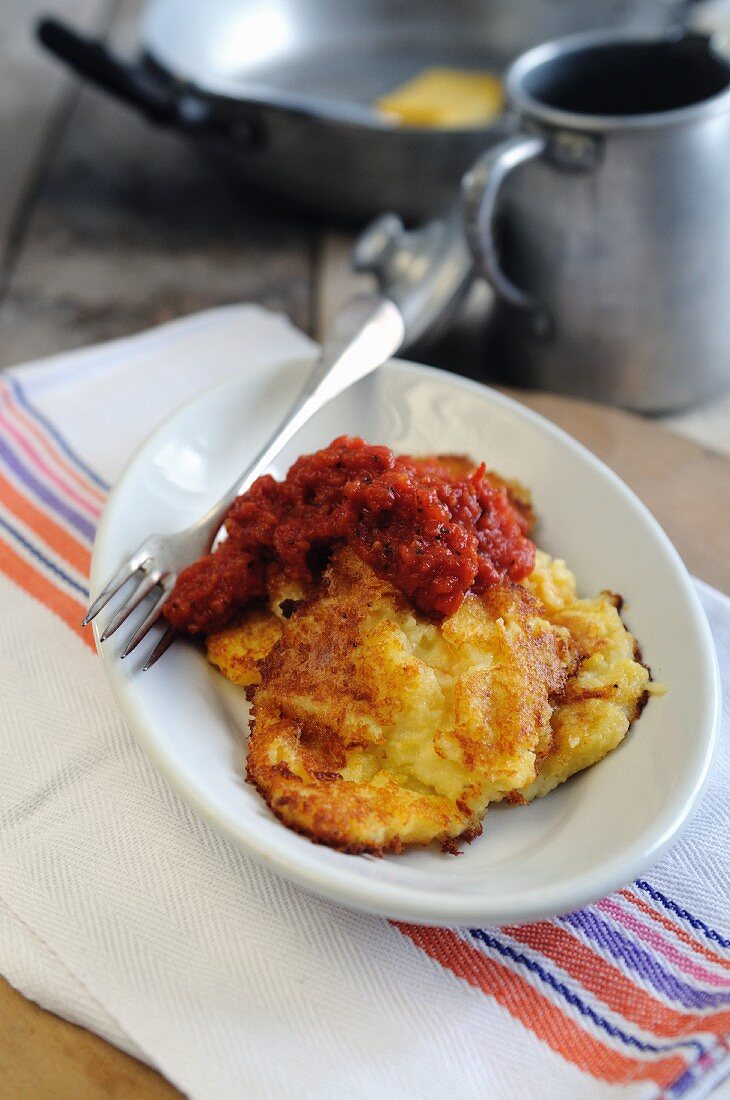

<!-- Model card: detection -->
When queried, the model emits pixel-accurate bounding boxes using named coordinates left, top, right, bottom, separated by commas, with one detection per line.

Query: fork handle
left=194, top=294, right=405, bottom=542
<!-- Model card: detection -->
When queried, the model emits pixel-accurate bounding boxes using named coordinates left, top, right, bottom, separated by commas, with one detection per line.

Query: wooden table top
left=1, top=1, right=728, bottom=1095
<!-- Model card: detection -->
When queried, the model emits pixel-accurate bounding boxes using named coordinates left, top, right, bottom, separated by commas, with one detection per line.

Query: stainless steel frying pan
left=39, top=0, right=691, bottom=219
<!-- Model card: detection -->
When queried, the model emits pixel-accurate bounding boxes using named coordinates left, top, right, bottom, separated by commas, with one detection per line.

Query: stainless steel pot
left=463, top=28, right=730, bottom=411
left=39, top=0, right=693, bottom=220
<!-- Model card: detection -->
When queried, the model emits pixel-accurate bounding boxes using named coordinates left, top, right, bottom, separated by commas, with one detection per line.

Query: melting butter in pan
left=375, top=66, right=504, bottom=128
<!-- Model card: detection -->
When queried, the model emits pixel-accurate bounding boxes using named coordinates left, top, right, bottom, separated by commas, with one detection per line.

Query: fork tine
left=82, top=552, right=150, bottom=626
left=121, top=577, right=176, bottom=659
left=99, top=570, right=161, bottom=642
left=142, top=625, right=177, bottom=671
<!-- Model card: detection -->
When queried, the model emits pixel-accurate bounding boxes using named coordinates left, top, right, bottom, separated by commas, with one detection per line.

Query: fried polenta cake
left=206, top=607, right=283, bottom=689
left=245, top=548, right=574, bottom=853
left=205, top=545, right=652, bottom=853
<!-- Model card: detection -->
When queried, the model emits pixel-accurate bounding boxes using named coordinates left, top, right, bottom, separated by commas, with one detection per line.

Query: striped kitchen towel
left=0, top=305, right=728, bottom=1100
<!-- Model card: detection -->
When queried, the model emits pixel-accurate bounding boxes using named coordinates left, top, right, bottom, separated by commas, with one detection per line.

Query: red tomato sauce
left=164, top=436, right=535, bottom=635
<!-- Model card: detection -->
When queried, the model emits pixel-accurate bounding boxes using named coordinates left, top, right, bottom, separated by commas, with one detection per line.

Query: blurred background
left=2, top=0, right=730, bottom=450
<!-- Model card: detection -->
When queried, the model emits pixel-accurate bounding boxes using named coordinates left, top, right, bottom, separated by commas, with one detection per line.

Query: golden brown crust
left=206, top=608, right=284, bottom=688
left=246, top=548, right=574, bottom=853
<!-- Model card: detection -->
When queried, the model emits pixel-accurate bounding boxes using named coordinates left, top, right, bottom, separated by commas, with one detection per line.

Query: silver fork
left=83, top=294, right=406, bottom=668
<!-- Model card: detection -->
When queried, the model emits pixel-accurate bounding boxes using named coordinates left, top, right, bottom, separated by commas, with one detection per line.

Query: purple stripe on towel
left=7, top=376, right=110, bottom=493
left=561, top=910, right=730, bottom=1011
left=0, top=433, right=95, bottom=543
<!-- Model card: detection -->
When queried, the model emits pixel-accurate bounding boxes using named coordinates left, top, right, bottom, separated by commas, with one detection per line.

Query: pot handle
left=37, top=18, right=258, bottom=143
left=462, top=133, right=548, bottom=330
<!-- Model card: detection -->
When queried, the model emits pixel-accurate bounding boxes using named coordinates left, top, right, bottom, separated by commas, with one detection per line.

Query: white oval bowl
left=92, top=359, right=720, bottom=925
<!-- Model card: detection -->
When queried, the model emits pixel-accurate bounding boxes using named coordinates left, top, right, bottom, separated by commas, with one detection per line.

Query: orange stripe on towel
left=0, top=538, right=93, bottom=650
left=397, top=923, right=688, bottom=1091
left=0, top=471, right=91, bottom=578
left=502, top=920, right=730, bottom=1041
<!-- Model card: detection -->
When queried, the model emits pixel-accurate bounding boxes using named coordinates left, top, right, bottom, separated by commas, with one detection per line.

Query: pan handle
left=37, top=18, right=260, bottom=143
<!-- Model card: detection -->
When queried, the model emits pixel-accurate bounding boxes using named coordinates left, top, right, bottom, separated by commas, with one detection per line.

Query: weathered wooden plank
left=506, top=389, right=730, bottom=593
left=0, top=975, right=180, bottom=1099
left=0, top=0, right=315, bottom=367
left=0, top=0, right=110, bottom=280
left=663, top=388, right=730, bottom=458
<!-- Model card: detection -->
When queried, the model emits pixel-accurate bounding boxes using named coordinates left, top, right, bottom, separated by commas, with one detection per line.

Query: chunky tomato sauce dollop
left=164, top=436, right=535, bottom=635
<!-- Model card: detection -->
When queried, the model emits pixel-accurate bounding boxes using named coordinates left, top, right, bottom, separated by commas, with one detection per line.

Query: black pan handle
left=37, top=17, right=260, bottom=143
